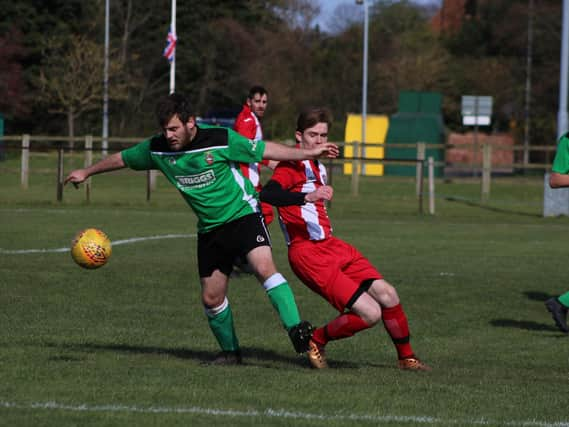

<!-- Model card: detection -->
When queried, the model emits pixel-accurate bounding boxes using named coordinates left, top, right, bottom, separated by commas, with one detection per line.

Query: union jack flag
left=163, top=27, right=177, bottom=62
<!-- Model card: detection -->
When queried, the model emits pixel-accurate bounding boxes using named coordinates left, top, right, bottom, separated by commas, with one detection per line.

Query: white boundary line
left=0, top=234, right=196, bottom=255
left=0, top=401, right=568, bottom=426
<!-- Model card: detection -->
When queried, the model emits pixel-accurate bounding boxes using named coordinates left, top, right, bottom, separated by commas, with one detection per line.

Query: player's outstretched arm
left=263, top=141, right=338, bottom=161
left=64, top=152, right=126, bottom=187
left=261, top=181, right=333, bottom=206
left=549, top=172, right=569, bottom=188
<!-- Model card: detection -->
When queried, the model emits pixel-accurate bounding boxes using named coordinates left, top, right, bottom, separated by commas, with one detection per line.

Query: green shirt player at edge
left=64, top=93, right=340, bottom=364
left=545, top=132, right=569, bottom=334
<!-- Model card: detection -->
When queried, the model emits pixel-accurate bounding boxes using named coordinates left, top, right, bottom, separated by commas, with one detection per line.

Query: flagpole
left=102, top=0, right=109, bottom=156
left=169, top=0, right=176, bottom=94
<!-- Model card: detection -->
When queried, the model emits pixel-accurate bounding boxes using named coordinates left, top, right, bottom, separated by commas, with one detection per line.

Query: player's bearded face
left=163, top=115, right=195, bottom=151
left=248, top=93, right=268, bottom=118
left=298, top=122, right=329, bottom=150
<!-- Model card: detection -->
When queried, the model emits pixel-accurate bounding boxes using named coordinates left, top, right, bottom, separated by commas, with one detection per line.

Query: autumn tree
left=368, top=1, right=453, bottom=114
left=2, top=0, right=563, bottom=152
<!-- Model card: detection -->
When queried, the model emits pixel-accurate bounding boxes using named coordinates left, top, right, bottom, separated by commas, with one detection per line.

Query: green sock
left=558, top=291, right=569, bottom=308
left=206, top=302, right=240, bottom=352
left=266, top=281, right=301, bottom=330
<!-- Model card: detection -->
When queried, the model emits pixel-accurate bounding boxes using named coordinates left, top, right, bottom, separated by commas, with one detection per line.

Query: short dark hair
left=296, top=107, right=332, bottom=133
left=248, top=85, right=268, bottom=99
left=155, top=93, right=194, bottom=128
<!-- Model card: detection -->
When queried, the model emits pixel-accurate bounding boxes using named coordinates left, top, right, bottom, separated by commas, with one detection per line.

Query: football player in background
left=234, top=85, right=277, bottom=224
left=233, top=86, right=277, bottom=275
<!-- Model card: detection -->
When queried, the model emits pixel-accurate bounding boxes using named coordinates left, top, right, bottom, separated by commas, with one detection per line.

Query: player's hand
left=64, top=169, right=88, bottom=188
left=313, top=143, right=339, bottom=159
left=305, top=185, right=333, bottom=203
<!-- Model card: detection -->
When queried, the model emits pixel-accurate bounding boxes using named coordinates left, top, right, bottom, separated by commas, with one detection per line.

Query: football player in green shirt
left=545, top=133, right=569, bottom=333
left=65, top=93, right=339, bottom=364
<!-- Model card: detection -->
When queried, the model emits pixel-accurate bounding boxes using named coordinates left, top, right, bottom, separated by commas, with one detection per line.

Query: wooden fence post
left=56, top=142, right=64, bottom=202
left=21, top=134, right=30, bottom=190
left=428, top=156, right=435, bottom=215
left=416, top=142, right=426, bottom=197
left=481, top=143, right=492, bottom=202
left=417, top=161, right=424, bottom=215
left=85, top=135, right=93, bottom=203
left=146, top=170, right=152, bottom=201
left=351, top=141, right=360, bottom=196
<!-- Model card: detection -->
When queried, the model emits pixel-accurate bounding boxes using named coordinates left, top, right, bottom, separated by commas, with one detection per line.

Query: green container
left=398, top=90, right=441, bottom=114
left=385, top=91, right=445, bottom=177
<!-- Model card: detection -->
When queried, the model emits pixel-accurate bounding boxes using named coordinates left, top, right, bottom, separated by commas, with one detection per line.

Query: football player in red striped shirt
left=261, top=107, right=431, bottom=371
left=234, top=86, right=276, bottom=224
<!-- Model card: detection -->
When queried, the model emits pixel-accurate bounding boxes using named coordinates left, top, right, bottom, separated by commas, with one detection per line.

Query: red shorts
left=288, top=236, right=382, bottom=312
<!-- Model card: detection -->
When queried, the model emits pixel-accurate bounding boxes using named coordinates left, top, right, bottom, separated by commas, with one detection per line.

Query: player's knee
left=372, top=279, right=400, bottom=306
left=202, top=292, right=225, bottom=308
left=246, top=248, right=277, bottom=280
left=384, top=283, right=399, bottom=302
left=250, top=260, right=277, bottom=281
left=389, top=290, right=401, bottom=308
left=360, top=304, right=382, bottom=326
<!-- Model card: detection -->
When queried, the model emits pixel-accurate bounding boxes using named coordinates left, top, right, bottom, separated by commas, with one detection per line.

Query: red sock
left=382, top=303, right=414, bottom=359
left=312, top=313, right=370, bottom=346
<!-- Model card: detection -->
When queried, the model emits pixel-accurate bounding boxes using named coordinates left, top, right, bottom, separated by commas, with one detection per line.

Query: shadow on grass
left=43, top=341, right=290, bottom=363
left=37, top=341, right=356, bottom=369
left=488, top=290, right=568, bottom=334
left=444, top=196, right=541, bottom=218
left=523, top=290, right=555, bottom=302
left=38, top=340, right=379, bottom=369
left=490, top=318, right=559, bottom=332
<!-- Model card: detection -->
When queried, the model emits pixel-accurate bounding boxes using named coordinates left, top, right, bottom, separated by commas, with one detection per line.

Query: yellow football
left=70, top=228, right=112, bottom=269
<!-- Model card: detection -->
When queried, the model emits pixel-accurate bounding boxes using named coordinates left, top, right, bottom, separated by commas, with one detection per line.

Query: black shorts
left=198, top=213, right=271, bottom=277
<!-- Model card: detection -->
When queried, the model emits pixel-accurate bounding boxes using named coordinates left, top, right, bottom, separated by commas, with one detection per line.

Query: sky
left=315, top=0, right=442, bottom=32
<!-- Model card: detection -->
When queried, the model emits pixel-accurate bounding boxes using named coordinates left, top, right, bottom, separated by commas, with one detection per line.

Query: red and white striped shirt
left=233, top=104, right=267, bottom=189
left=270, top=159, right=332, bottom=245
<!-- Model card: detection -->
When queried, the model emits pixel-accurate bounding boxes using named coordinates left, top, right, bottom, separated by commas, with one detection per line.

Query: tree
left=0, top=0, right=103, bottom=135
left=36, top=35, right=125, bottom=145
left=0, top=28, right=27, bottom=118
left=107, top=0, right=169, bottom=135
left=367, top=1, right=453, bottom=114
left=3, top=0, right=561, bottom=152
left=440, top=0, right=562, bottom=144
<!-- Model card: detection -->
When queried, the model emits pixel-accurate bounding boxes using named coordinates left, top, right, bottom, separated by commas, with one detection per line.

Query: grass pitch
left=1, top=157, right=568, bottom=426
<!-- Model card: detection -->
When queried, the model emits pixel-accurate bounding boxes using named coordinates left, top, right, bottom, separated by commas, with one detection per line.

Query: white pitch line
left=0, top=401, right=568, bottom=426
left=0, top=234, right=196, bottom=255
